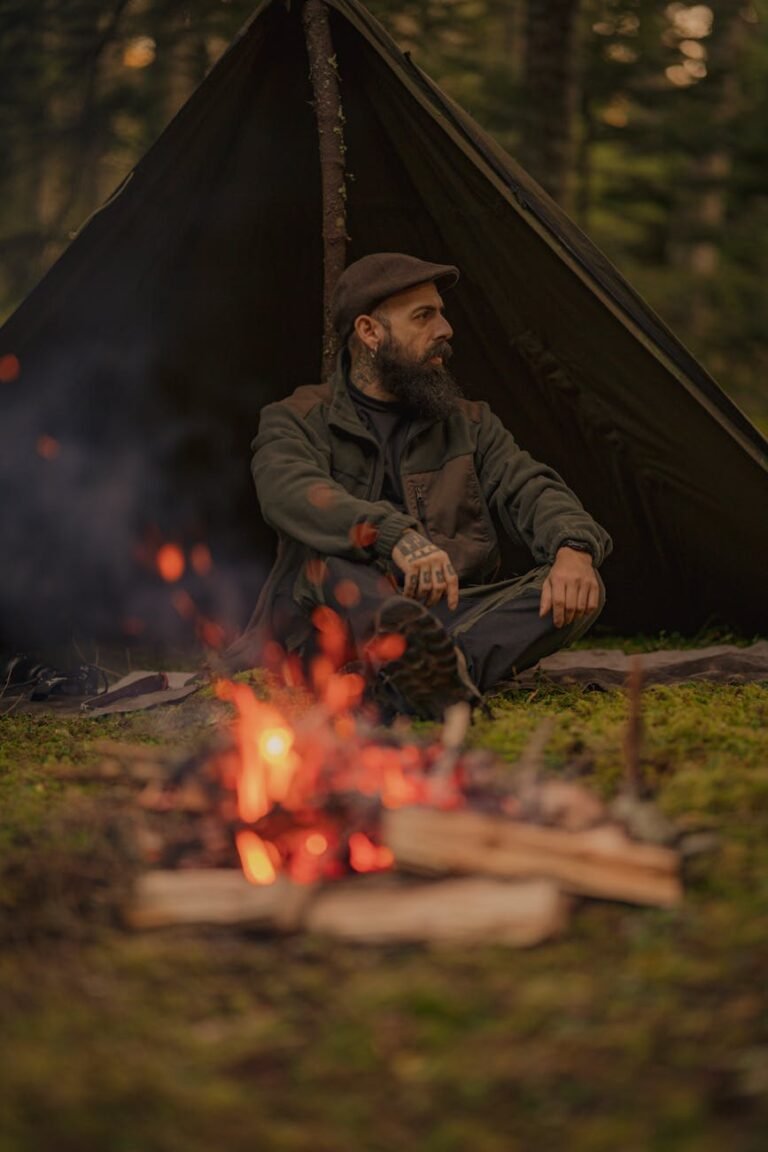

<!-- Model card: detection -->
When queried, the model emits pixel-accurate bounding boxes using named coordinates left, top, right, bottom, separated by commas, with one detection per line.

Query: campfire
left=110, top=624, right=684, bottom=947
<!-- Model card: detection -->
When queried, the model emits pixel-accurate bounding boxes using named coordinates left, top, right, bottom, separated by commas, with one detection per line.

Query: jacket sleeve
left=475, top=403, right=612, bottom=566
left=252, top=401, right=420, bottom=561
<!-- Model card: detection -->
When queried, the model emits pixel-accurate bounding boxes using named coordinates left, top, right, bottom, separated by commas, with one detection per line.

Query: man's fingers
left=575, top=579, right=590, bottom=619
left=553, top=586, right=565, bottom=627
left=548, top=575, right=568, bottom=627
left=404, top=569, right=419, bottom=599
left=417, top=565, right=433, bottom=603
left=563, top=580, right=578, bottom=626
left=446, top=564, right=459, bottom=611
left=539, top=578, right=552, bottom=620
left=585, top=577, right=601, bottom=616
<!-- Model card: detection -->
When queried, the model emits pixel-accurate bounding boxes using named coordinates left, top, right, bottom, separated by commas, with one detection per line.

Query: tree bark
left=302, top=0, right=348, bottom=381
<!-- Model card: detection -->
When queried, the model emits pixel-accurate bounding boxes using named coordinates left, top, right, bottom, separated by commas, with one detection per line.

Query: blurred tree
left=0, top=0, right=765, bottom=428
left=519, top=0, right=582, bottom=208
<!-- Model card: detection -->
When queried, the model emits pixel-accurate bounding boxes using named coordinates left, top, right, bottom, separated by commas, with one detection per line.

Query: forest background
left=1, top=0, right=766, bottom=433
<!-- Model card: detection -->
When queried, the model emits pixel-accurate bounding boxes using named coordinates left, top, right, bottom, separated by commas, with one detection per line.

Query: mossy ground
left=1, top=675, right=767, bottom=1151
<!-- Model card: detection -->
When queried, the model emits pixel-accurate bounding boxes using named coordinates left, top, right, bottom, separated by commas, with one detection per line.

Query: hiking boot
left=367, top=596, right=482, bottom=721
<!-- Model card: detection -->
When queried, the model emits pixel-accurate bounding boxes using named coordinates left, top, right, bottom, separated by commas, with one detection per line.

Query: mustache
left=422, top=341, right=453, bottom=364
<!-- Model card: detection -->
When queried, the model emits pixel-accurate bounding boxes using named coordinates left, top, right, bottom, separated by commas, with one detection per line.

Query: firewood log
left=305, top=875, right=569, bottom=945
left=383, top=806, right=682, bottom=907
left=124, top=870, right=291, bottom=930
left=124, top=869, right=569, bottom=945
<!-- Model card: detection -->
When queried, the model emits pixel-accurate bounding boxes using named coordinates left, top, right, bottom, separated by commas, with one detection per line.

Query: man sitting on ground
left=224, top=252, right=611, bottom=717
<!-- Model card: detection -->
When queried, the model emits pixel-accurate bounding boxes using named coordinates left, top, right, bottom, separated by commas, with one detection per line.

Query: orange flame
left=349, top=832, right=394, bottom=873
left=236, top=829, right=278, bottom=885
left=218, top=638, right=463, bottom=888
left=217, top=682, right=298, bottom=823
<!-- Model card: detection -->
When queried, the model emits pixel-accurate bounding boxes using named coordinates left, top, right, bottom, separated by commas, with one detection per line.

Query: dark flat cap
left=331, top=252, right=459, bottom=339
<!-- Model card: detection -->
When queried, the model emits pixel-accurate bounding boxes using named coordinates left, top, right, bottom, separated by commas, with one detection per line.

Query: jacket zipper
left=414, top=484, right=427, bottom=523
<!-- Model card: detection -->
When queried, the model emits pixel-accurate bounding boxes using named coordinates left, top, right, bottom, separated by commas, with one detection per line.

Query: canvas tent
left=1, top=0, right=766, bottom=653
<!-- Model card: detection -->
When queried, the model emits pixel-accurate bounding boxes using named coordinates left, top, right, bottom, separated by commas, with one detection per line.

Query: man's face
left=373, top=282, right=462, bottom=418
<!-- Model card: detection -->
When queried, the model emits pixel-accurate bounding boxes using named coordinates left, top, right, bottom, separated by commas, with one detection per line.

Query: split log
left=124, top=870, right=295, bottom=930
left=384, top=806, right=682, bottom=908
left=305, top=875, right=568, bottom=946
left=124, top=869, right=568, bottom=945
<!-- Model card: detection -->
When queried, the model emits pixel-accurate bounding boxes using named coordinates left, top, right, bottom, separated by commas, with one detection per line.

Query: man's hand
left=392, top=530, right=459, bottom=610
left=539, top=546, right=600, bottom=628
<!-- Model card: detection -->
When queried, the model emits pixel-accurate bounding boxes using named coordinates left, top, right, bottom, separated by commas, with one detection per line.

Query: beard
left=377, top=335, right=463, bottom=420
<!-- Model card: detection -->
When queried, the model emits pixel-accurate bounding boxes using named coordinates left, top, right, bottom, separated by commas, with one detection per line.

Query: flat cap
left=331, top=252, right=459, bottom=339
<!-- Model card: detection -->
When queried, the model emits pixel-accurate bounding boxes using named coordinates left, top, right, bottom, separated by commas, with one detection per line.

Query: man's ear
left=352, top=314, right=381, bottom=352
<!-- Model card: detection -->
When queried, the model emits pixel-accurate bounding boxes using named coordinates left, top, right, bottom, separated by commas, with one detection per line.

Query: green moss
left=0, top=677, right=767, bottom=1149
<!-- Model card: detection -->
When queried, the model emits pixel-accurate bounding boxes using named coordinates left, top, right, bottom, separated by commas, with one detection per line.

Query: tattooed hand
left=391, top=530, right=459, bottom=609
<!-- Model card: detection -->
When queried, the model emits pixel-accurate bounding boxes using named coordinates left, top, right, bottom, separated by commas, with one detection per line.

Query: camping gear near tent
left=0, top=0, right=766, bottom=653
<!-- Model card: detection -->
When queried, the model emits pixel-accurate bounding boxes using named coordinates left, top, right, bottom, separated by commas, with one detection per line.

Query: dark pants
left=312, top=558, right=605, bottom=694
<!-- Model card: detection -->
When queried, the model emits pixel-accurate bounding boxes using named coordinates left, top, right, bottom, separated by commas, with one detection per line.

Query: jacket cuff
left=373, top=513, right=421, bottom=560
left=548, top=529, right=608, bottom=567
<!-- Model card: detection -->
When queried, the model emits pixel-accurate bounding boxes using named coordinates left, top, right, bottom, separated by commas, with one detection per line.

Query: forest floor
left=1, top=660, right=767, bottom=1152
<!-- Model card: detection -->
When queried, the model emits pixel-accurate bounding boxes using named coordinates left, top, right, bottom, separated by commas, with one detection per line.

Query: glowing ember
left=157, top=543, right=185, bottom=582
left=198, top=617, right=227, bottom=650
left=333, top=579, right=362, bottom=608
left=306, top=833, right=329, bottom=856
left=171, top=589, right=195, bottom=619
left=349, top=521, right=378, bottom=549
left=36, top=434, right=60, bottom=460
left=0, top=354, right=21, bottom=383
left=190, top=542, right=213, bottom=576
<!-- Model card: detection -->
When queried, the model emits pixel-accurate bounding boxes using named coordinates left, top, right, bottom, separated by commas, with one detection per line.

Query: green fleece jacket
left=236, top=361, right=610, bottom=654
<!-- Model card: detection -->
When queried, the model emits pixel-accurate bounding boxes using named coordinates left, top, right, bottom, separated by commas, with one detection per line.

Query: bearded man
left=224, top=253, right=611, bottom=718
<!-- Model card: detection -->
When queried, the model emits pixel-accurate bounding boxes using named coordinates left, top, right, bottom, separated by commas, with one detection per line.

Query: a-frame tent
left=1, top=0, right=766, bottom=651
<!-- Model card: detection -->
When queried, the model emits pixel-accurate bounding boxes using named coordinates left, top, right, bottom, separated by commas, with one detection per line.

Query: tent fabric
left=0, top=0, right=766, bottom=651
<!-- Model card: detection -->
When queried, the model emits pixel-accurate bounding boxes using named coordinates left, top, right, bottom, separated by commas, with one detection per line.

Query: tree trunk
left=669, top=7, right=748, bottom=342
left=520, top=0, right=583, bottom=208
left=302, top=0, right=348, bottom=381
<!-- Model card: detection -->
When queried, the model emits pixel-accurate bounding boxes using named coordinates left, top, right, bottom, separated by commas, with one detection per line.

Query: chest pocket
left=404, top=455, right=500, bottom=583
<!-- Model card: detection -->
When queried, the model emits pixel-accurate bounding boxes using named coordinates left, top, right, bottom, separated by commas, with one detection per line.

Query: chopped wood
left=124, top=869, right=569, bottom=945
left=124, top=870, right=291, bottom=930
left=514, top=777, right=606, bottom=831
left=384, top=806, right=683, bottom=908
left=305, top=875, right=569, bottom=946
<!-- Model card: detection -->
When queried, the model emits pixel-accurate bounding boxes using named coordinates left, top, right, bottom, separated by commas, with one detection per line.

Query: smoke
left=0, top=334, right=269, bottom=658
